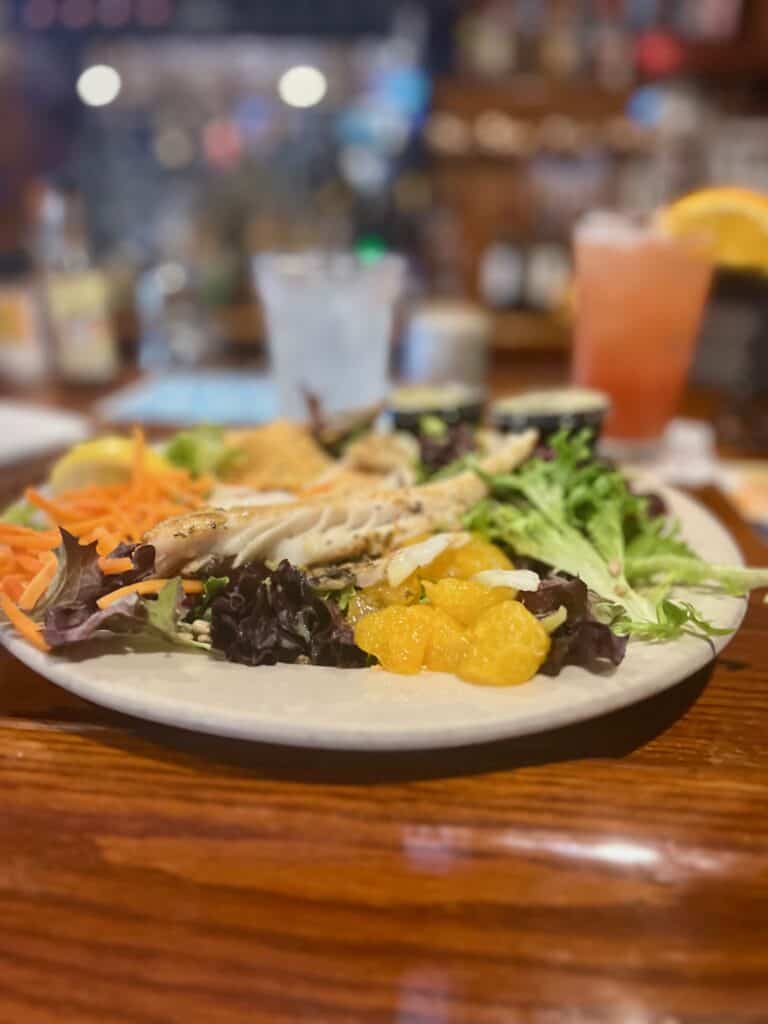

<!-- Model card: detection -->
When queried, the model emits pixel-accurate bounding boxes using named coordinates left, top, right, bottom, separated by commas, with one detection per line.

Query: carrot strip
left=0, top=527, right=58, bottom=550
left=1, top=576, right=25, bottom=602
left=0, top=592, right=50, bottom=652
left=1, top=534, right=58, bottom=552
left=65, top=517, right=114, bottom=536
left=24, top=489, right=78, bottom=524
left=19, top=553, right=58, bottom=611
left=15, top=554, right=44, bottom=574
left=98, top=557, right=134, bottom=575
left=131, top=426, right=147, bottom=491
left=97, top=580, right=169, bottom=608
left=3, top=429, right=211, bottom=610
left=97, top=578, right=203, bottom=609
left=0, top=525, right=46, bottom=538
left=97, top=537, right=120, bottom=557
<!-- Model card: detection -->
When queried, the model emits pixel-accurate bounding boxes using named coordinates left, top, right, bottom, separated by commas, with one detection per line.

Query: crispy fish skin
left=146, top=430, right=537, bottom=577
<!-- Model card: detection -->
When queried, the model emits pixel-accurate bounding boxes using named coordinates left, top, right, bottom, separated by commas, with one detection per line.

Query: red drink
left=572, top=213, right=713, bottom=444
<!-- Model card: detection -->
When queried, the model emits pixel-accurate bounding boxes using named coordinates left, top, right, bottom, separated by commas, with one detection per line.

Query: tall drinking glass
left=572, top=212, right=713, bottom=455
left=254, top=252, right=405, bottom=420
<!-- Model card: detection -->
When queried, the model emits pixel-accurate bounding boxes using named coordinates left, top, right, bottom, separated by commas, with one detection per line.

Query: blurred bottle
left=539, top=0, right=582, bottom=80
left=0, top=49, right=49, bottom=387
left=36, top=184, right=120, bottom=385
left=517, top=0, right=546, bottom=74
left=525, top=228, right=572, bottom=314
left=0, top=247, right=49, bottom=386
left=592, top=0, right=635, bottom=89
left=136, top=218, right=223, bottom=371
left=682, top=0, right=743, bottom=40
left=456, top=1, right=519, bottom=79
left=479, top=234, right=527, bottom=311
left=693, top=267, right=768, bottom=453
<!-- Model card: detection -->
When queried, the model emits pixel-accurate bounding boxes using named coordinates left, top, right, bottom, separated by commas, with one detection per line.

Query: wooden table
left=2, top=384, right=768, bottom=1022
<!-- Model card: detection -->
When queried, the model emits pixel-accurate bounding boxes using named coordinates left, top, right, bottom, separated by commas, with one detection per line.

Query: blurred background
left=2, top=0, right=766, bottom=356
left=0, top=0, right=767, bottom=486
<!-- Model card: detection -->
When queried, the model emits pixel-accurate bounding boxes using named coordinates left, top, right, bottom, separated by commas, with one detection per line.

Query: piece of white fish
left=146, top=430, right=537, bottom=577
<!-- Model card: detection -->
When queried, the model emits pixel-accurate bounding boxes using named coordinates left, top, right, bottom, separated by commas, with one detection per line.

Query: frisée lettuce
left=466, top=429, right=768, bottom=642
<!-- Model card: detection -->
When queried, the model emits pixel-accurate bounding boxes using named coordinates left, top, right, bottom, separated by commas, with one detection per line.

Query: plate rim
left=1, top=485, right=748, bottom=751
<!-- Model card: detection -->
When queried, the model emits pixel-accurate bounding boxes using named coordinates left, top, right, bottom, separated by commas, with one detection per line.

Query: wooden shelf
left=432, top=76, right=630, bottom=121
left=491, top=310, right=570, bottom=352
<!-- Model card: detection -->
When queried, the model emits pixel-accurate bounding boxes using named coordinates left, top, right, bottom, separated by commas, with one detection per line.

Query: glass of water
left=254, top=251, right=405, bottom=419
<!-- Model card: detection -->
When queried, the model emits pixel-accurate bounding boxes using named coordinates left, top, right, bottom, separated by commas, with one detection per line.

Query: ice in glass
left=255, top=252, right=404, bottom=420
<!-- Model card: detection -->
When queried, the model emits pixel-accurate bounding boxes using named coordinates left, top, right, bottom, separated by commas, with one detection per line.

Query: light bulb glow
left=77, top=64, right=122, bottom=107
left=277, top=65, right=327, bottom=108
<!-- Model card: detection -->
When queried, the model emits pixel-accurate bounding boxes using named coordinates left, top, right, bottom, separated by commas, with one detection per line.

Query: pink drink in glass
left=572, top=213, right=713, bottom=446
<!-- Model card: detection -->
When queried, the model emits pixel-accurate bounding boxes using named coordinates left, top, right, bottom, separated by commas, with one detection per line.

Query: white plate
left=1, top=486, right=746, bottom=750
left=0, top=401, right=90, bottom=466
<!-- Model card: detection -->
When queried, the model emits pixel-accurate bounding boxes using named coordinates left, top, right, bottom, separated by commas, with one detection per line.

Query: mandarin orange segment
left=354, top=605, right=432, bottom=674
left=421, top=536, right=513, bottom=581
left=421, top=577, right=514, bottom=627
left=423, top=607, right=471, bottom=673
left=459, top=600, right=550, bottom=686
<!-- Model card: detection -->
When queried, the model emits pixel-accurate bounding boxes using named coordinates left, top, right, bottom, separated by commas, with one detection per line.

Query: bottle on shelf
left=456, top=0, right=519, bottom=79
left=524, top=228, right=572, bottom=314
left=592, top=0, right=636, bottom=89
left=539, top=0, right=582, bottom=80
left=35, top=183, right=120, bottom=385
left=135, top=215, right=224, bottom=371
left=0, top=247, right=49, bottom=386
left=479, top=233, right=528, bottom=311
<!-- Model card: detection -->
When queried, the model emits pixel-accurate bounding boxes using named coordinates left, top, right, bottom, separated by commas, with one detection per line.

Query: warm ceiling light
left=76, top=64, right=122, bottom=107
left=277, top=65, right=327, bottom=109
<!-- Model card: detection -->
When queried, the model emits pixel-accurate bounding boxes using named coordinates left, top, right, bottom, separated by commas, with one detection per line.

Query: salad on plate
left=1, top=410, right=767, bottom=690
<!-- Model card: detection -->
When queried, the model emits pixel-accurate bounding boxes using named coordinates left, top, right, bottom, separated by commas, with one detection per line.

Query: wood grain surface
left=2, top=431, right=768, bottom=1022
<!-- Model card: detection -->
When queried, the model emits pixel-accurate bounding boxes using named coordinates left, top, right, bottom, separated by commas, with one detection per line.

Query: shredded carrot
left=24, top=489, right=77, bottom=524
left=0, top=528, right=59, bottom=551
left=1, top=576, right=26, bottom=602
left=87, top=527, right=121, bottom=557
left=97, top=578, right=203, bottom=609
left=22, top=429, right=210, bottom=552
left=0, top=592, right=50, bottom=652
left=98, top=556, right=134, bottom=575
left=19, top=553, right=58, bottom=612
left=1, top=427, right=212, bottom=648
left=64, top=516, right=114, bottom=536
left=0, top=524, right=57, bottom=538
left=97, top=580, right=168, bottom=608
left=0, top=522, right=60, bottom=608
left=16, top=553, right=46, bottom=574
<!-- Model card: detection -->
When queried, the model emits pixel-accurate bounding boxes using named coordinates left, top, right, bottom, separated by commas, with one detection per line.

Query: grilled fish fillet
left=146, top=430, right=537, bottom=577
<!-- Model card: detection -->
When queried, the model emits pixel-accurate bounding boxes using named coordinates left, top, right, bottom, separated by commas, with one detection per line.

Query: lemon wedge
left=49, top=436, right=170, bottom=495
left=658, top=186, right=768, bottom=272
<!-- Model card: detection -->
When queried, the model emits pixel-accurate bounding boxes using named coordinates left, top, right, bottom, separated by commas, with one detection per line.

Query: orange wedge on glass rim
left=658, top=186, right=768, bottom=273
